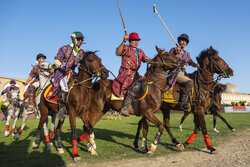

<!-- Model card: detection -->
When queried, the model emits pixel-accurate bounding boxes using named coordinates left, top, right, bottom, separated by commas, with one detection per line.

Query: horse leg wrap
left=45, top=135, right=50, bottom=143
left=204, top=134, right=212, bottom=147
left=18, top=129, right=23, bottom=135
left=79, top=132, right=89, bottom=142
left=72, top=140, right=78, bottom=157
left=153, top=132, right=162, bottom=145
left=50, top=131, right=54, bottom=138
left=186, top=132, right=197, bottom=144
left=5, top=125, right=10, bottom=131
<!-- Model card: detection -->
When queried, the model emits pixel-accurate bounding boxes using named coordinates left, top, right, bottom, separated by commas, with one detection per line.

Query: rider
left=52, top=31, right=85, bottom=121
left=1, top=80, right=20, bottom=120
left=24, top=53, right=47, bottom=113
left=169, top=34, right=199, bottom=111
left=113, top=32, right=150, bottom=116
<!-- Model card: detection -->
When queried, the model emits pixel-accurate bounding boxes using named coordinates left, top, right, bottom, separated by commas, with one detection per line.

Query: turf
left=0, top=113, right=249, bottom=167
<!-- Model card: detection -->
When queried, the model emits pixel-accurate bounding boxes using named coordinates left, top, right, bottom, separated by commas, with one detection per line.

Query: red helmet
left=129, top=32, right=141, bottom=41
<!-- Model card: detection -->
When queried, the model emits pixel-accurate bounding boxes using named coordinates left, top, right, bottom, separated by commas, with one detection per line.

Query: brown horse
left=78, top=46, right=186, bottom=155
left=134, top=46, right=234, bottom=154
left=31, top=51, right=109, bottom=162
left=179, top=83, right=235, bottom=133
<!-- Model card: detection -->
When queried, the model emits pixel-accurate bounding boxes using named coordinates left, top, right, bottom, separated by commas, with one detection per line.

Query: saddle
left=111, top=78, right=148, bottom=116
left=44, top=73, right=77, bottom=104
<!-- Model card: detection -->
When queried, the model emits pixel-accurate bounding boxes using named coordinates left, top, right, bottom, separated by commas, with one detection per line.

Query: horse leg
left=215, top=110, right=235, bottom=131
left=213, top=114, right=219, bottom=132
left=32, top=104, right=48, bottom=148
left=56, top=119, right=65, bottom=154
left=179, top=111, right=190, bottom=131
left=43, top=117, right=52, bottom=151
left=5, top=109, right=13, bottom=136
left=194, top=109, right=217, bottom=154
left=68, top=111, right=82, bottom=162
left=141, top=118, right=150, bottom=152
left=50, top=112, right=56, bottom=139
left=182, top=109, right=200, bottom=150
left=144, top=111, right=164, bottom=153
left=161, top=107, right=181, bottom=147
left=15, top=110, right=30, bottom=140
left=11, top=110, right=19, bottom=135
left=133, top=117, right=144, bottom=151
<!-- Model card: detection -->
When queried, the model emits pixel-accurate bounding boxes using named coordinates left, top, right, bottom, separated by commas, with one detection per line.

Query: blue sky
left=0, top=0, right=250, bottom=93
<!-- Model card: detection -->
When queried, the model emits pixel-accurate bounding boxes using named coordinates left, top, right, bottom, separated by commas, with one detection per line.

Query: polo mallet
left=153, top=4, right=178, bottom=46
left=116, top=0, right=127, bottom=34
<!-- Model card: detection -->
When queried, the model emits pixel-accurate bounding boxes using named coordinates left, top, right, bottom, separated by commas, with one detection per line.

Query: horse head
left=196, top=46, right=234, bottom=78
left=9, top=91, right=20, bottom=108
left=79, top=51, right=109, bottom=80
left=38, top=61, right=53, bottom=78
left=154, top=46, right=186, bottom=71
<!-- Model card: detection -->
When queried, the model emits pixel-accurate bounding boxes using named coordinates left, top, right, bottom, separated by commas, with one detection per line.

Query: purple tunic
left=52, top=44, right=85, bottom=95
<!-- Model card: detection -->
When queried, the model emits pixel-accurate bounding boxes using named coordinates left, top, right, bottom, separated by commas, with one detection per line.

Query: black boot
left=58, top=91, right=68, bottom=121
left=179, top=93, right=190, bottom=111
left=120, top=95, right=133, bottom=117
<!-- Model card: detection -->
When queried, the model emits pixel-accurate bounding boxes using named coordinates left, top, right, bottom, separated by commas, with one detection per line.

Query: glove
left=60, top=64, right=66, bottom=70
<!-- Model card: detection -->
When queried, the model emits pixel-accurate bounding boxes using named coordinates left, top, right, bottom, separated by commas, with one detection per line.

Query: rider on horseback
left=1, top=80, right=20, bottom=121
left=113, top=32, right=150, bottom=116
left=169, top=34, right=199, bottom=111
left=24, top=54, right=47, bottom=113
left=52, top=31, right=85, bottom=121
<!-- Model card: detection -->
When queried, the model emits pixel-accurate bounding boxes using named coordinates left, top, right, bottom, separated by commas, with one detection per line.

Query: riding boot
left=58, top=91, right=68, bottom=121
left=120, top=95, right=133, bottom=117
left=179, top=93, right=190, bottom=111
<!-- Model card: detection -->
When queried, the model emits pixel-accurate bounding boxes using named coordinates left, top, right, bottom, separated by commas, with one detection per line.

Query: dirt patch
left=68, top=128, right=250, bottom=167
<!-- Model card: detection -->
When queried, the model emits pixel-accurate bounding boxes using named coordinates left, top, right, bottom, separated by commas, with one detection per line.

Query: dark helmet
left=71, top=31, right=84, bottom=40
left=178, top=34, right=189, bottom=44
left=10, top=80, right=16, bottom=84
left=36, top=53, right=46, bottom=60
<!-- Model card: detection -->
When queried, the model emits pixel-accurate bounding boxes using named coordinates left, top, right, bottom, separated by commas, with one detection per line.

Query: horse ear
left=155, top=46, right=162, bottom=53
left=209, top=46, right=214, bottom=54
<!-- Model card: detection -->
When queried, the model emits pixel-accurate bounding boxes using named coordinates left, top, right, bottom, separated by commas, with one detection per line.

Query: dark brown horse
left=31, top=51, right=109, bottom=162
left=179, top=83, right=235, bottom=133
left=134, top=46, right=234, bottom=154
left=78, top=46, right=186, bottom=155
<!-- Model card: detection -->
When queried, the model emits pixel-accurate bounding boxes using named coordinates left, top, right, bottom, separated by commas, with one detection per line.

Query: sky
left=0, top=0, right=250, bottom=93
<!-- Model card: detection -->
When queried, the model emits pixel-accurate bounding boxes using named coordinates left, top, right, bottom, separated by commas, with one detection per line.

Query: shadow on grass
left=0, top=136, right=66, bottom=167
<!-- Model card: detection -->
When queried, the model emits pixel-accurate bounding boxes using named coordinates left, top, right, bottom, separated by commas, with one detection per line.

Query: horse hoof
left=58, top=148, right=64, bottom=154
left=32, top=142, right=39, bottom=148
left=93, top=143, right=97, bottom=150
left=211, top=149, right=218, bottom=154
left=14, top=135, right=20, bottom=140
left=146, top=151, right=154, bottom=154
left=232, top=129, right=236, bottom=132
left=179, top=125, right=183, bottom=131
left=176, top=143, right=185, bottom=151
left=11, top=133, right=15, bottom=136
left=134, top=147, right=140, bottom=152
left=4, top=131, right=9, bottom=136
left=213, top=128, right=220, bottom=133
left=47, top=143, right=52, bottom=152
left=91, top=150, right=99, bottom=156
left=150, top=144, right=157, bottom=152
left=141, top=146, right=148, bottom=153
left=73, top=155, right=82, bottom=162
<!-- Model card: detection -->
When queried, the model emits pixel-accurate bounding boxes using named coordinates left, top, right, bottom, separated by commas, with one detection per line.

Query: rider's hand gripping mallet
left=153, top=4, right=178, bottom=46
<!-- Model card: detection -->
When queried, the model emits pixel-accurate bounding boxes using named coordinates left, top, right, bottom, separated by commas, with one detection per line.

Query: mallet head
left=153, top=4, right=157, bottom=13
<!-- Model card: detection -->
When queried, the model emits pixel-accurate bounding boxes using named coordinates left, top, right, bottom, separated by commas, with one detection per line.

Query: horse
left=32, top=51, right=109, bottom=162
left=14, top=61, right=57, bottom=140
left=4, top=90, right=20, bottom=136
left=77, top=46, right=186, bottom=155
left=179, top=83, right=235, bottom=133
left=133, top=46, right=234, bottom=154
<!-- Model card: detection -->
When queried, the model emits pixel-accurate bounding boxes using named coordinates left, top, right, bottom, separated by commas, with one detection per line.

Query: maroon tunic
left=112, top=45, right=148, bottom=97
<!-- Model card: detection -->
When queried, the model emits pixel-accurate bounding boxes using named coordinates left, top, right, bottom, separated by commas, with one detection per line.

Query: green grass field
left=0, top=113, right=249, bottom=167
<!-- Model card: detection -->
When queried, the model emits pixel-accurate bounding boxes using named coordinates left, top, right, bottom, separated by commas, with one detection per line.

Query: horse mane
left=196, top=47, right=218, bottom=66
left=79, top=50, right=99, bottom=64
